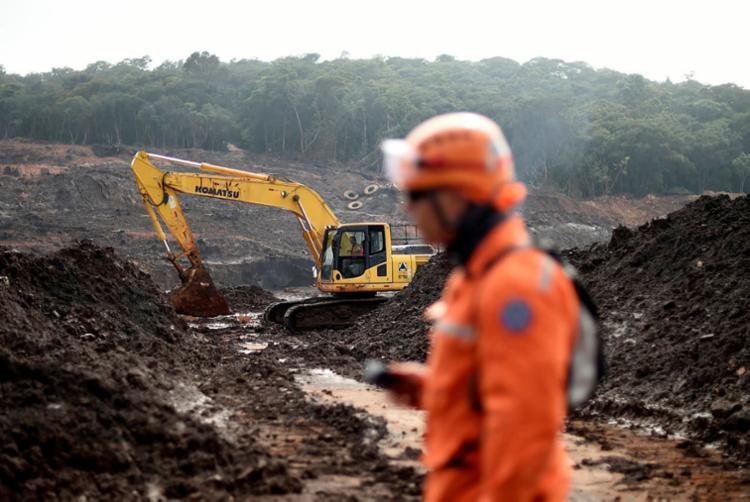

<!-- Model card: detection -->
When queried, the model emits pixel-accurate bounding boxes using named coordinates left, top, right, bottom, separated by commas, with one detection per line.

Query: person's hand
left=386, top=362, right=427, bottom=409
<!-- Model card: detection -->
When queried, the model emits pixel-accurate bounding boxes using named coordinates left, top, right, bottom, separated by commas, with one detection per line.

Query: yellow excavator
left=130, top=151, right=434, bottom=330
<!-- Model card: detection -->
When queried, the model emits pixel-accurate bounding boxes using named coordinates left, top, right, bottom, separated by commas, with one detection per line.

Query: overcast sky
left=1, top=0, right=748, bottom=88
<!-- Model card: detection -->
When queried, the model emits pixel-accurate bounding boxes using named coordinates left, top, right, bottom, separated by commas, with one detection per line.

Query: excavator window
left=339, top=230, right=366, bottom=278
left=321, top=230, right=337, bottom=280
left=369, top=228, right=385, bottom=254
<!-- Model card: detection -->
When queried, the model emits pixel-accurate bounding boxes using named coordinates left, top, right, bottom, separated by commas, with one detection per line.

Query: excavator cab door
left=320, top=229, right=337, bottom=281
left=367, top=225, right=389, bottom=281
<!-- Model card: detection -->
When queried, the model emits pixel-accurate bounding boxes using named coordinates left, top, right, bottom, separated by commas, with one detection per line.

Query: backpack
left=478, top=244, right=604, bottom=409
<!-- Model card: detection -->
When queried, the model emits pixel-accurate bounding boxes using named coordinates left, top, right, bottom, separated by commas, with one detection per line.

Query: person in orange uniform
left=381, top=113, right=581, bottom=501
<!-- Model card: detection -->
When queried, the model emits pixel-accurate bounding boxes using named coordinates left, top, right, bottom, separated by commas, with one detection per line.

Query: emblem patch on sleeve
left=500, top=300, right=532, bottom=333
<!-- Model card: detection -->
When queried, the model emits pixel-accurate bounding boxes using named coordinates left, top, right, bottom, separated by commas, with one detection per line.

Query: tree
left=1, top=52, right=747, bottom=197
left=184, top=52, right=220, bottom=76
left=690, top=119, right=736, bottom=193
left=731, top=153, right=750, bottom=193
left=59, top=96, right=92, bottom=143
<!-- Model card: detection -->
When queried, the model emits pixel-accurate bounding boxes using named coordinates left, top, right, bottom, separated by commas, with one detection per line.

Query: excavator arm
left=130, top=151, right=340, bottom=316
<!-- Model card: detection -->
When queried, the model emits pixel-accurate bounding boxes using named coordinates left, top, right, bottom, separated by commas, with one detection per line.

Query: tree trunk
left=111, top=103, right=122, bottom=145
left=362, top=108, right=368, bottom=154
left=282, top=114, right=287, bottom=153
left=293, top=105, right=305, bottom=154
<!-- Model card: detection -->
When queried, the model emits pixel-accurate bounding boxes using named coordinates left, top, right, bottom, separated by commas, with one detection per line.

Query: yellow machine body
left=130, top=151, right=433, bottom=300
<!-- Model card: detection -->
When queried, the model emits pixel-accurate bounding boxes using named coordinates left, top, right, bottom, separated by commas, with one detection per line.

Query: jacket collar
left=446, top=204, right=506, bottom=265
left=462, top=214, right=531, bottom=278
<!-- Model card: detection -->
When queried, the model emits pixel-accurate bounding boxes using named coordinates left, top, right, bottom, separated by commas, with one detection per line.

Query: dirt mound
left=567, top=195, right=750, bottom=461
left=284, top=254, right=452, bottom=378
left=0, top=241, right=300, bottom=498
left=221, top=284, right=281, bottom=311
left=0, top=240, right=186, bottom=351
left=296, top=196, right=750, bottom=462
left=349, top=253, right=451, bottom=363
left=521, top=190, right=691, bottom=249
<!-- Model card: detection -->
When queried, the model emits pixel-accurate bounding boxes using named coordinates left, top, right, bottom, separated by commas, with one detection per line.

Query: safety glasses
left=406, top=190, right=434, bottom=203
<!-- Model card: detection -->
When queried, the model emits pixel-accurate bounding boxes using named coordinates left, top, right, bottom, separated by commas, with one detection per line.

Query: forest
left=1, top=51, right=749, bottom=196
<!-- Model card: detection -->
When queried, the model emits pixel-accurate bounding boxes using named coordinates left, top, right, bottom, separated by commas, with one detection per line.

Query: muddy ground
left=567, top=195, right=750, bottom=462
left=253, top=195, right=750, bottom=498
left=0, top=241, right=421, bottom=499
left=325, top=196, right=750, bottom=457
left=2, top=241, right=748, bottom=499
left=295, top=195, right=750, bottom=467
left=2, top=140, right=749, bottom=499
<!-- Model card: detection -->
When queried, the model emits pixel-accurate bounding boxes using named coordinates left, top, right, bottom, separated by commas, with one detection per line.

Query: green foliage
left=1, top=53, right=748, bottom=196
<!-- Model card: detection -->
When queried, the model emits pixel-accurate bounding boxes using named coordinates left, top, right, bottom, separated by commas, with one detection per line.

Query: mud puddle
left=187, top=311, right=264, bottom=331
left=296, top=368, right=750, bottom=500
left=167, top=382, right=235, bottom=441
left=297, top=369, right=425, bottom=468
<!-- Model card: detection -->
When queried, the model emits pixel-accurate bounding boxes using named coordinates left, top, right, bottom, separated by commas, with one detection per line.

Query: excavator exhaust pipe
left=169, top=265, right=230, bottom=317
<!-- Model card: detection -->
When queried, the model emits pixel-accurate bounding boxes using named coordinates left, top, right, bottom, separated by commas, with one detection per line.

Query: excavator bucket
left=169, top=265, right=230, bottom=317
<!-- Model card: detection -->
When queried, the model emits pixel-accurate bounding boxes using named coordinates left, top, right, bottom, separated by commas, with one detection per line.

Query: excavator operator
left=381, top=113, right=580, bottom=501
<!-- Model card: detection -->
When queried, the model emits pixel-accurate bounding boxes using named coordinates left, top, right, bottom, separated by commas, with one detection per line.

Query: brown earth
left=0, top=241, right=299, bottom=499
left=0, top=241, right=422, bottom=499
left=1, top=237, right=748, bottom=499
left=297, top=195, right=750, bottom=465
left=221, top=284, right=281, bottom=312
left=2, top=139, right=749, bottom=499
left=566, top=194, right=750, bottom=462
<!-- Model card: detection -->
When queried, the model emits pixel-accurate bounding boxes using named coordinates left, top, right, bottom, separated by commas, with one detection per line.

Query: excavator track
left=264, top=296, right=388, bottom=331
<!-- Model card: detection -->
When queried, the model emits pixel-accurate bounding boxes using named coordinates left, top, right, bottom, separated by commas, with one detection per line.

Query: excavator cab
left=320, top=225, right=386, bottom=283
left=317, top=223, right=432, bottom=295
left=269, top=222, right=434, bottom=330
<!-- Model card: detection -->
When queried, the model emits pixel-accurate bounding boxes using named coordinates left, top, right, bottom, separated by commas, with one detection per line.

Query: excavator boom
left=131, top=151, right=339, bottom=316
left=130, top=150, right=434, bottom=328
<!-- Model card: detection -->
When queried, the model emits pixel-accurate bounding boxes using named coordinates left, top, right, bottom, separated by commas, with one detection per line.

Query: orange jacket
left=420, top=215, right=579, bottom=502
